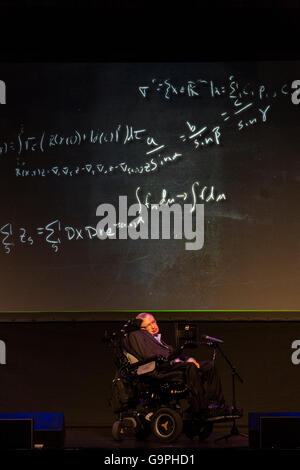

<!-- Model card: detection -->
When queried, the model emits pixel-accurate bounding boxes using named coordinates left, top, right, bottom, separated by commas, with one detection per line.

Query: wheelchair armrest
left=127, top=355, right=160, bottom=371
left=165, top=346, right=185, bottom=362
left=126, top=345, right=185, bottom=372
left=126, top=356, right=160, bottom=376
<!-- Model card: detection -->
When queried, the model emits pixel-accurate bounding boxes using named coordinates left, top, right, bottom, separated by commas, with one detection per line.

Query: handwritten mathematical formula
left=138, top=76, right=291, bottom=101
left=0, top=182, right=226, bottom=254
left=0, top=73, right=295, bottom=180
left=13, top=102, right=270, bottom=178
left=15, top=152, right=183, bottom=177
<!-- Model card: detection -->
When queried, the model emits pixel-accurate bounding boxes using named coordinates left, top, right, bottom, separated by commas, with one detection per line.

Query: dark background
left=0, top=2, right=299, bottom=433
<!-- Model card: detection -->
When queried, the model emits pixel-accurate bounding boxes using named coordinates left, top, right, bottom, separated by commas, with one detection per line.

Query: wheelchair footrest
left=206, top=413, right=243, bottom=423
left=121, top=417, right=137, bottom=429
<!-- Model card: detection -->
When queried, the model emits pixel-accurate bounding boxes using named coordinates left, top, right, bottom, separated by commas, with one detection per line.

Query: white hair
left=136, top=312, right=152, bottom=320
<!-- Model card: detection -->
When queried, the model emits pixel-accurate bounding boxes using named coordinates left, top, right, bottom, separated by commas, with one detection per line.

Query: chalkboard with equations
left=0, top=61, right=299, bottom=315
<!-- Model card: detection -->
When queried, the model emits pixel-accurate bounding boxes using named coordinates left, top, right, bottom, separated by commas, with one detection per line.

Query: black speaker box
left=249, top=412, right=300, bottom=449
left=0, top=413, right=64, bottom=449
left=0, top=419, right=33, bottom=449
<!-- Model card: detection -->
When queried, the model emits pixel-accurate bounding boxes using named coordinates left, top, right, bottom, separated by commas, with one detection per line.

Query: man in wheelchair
left=107, top=313, right=242, bottom=443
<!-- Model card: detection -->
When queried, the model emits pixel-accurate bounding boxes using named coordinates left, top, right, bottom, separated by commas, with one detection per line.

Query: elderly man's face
left=140, top=314, right=159, bottom=335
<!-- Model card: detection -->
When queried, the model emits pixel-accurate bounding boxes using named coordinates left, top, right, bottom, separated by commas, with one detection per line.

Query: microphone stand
left=212, top=342, right=248, bottom=442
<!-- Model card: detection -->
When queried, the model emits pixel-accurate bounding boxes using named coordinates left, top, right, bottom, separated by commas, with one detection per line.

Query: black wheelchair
left=104, top=320, right=242, bottom=444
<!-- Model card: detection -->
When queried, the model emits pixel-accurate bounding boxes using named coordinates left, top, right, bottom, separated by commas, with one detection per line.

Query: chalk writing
left=0, top=124, right=169, bottom=157
left=0, top=181, right=226, bottom=254
left=135, top=183, right=226, bottom=214
left=15, top=151, right=182, bottom=178
left=180, top=122, right=221, bottom=149
left=138, top=76, right=291, bottom=102
left=0, top=72, right=294, bottom=186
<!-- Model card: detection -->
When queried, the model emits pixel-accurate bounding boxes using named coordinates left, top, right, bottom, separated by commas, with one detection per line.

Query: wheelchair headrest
left=122, top=333, right=144, bottom=362
left=121, top=318, right=142, bottom=334
left=103, top=318, right=145, bottom=366
left=120, top=318, right=144, bottom=361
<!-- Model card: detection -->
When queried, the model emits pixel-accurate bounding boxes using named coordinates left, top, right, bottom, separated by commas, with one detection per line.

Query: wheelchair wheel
left=112, top=420, right=125, bottom=441
left=151, top=407, right=183, bottom=443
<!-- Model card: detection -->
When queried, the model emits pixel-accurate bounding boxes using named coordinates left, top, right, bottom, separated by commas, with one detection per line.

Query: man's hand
left=187, top=357, right=200, bottom=368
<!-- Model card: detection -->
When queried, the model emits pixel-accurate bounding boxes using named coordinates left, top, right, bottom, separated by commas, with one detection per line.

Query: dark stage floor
left=3, top=425, right=300, bottom=466
left=64, top=424, right=249, bottom=449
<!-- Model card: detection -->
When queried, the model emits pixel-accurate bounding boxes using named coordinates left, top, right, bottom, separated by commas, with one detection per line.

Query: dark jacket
left=128, top=329, right=173, bottom=361
left=128, top=329, right=190, bottom=362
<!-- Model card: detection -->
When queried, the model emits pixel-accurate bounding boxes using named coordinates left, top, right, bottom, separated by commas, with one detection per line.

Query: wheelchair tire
left=112, top=420, right=125, bottom=441
left=151, top=407, right=183, bottom=443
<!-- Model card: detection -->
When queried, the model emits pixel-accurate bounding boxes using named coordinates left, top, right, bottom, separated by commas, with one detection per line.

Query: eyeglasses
left=141, top=319, right=157, bottom=329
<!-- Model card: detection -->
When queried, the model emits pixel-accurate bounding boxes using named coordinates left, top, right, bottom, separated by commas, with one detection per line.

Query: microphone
left=201, top=334, right=223, bottom=344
